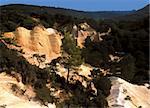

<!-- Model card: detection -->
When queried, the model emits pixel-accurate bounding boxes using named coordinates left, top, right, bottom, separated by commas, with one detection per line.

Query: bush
left=35, top=86, right=54, bottom=103
left=93, top=76, right=111, bottom=96
left=120, top=54, right=136, bottom=81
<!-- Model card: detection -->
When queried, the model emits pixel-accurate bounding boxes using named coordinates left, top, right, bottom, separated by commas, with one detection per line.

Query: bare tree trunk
left=66, top=67, right=70, bottom=84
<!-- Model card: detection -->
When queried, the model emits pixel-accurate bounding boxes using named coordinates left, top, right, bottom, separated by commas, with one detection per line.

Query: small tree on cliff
left=32, top=54, right=46, bottom=67
left=62, top=31, right=83, bottom=84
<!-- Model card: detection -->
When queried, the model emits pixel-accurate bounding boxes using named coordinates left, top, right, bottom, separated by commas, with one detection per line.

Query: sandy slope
left=0, top=72, right=56, bottom=108
left=107, top=77, right=150, bottom=108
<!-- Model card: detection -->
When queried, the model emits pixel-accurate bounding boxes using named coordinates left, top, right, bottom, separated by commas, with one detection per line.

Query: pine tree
left=62, top=31, right=83, bottom=84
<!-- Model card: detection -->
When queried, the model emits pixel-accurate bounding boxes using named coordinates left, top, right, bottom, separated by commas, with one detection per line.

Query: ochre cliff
left=75, top=23, right=96, bottom=48
left=74, top=23, right=111, bottom=48
left=3, top=25, right=62, bottom=67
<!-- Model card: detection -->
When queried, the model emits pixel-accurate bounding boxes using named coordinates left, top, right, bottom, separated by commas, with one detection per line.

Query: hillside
left=0, top=3, right=149, bottom=108
left=0, top=4, right=149, bottom=33
left=115, top=4, right=149, bottom=21
left=0, top=72, right=56, bottom=108
left=0, top=4, right=133, bottom=20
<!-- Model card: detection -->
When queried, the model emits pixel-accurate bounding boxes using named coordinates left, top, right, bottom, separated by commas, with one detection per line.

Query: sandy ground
left=107, top=77, right=150, bottom=108
left=0, top=72, right=56, bottom=108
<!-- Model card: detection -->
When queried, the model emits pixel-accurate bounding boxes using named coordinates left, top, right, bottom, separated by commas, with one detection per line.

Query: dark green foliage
left=134, top=51, right=146, bottom=68
left=21, top=18, right=38, bottom=29
left=0, top=3, right=149, bottom=107
left=0, top=4, right=134, bottom=25
left=82, top=48, right=103, bottom=67
left=62, top=31, right=83, bottom=83
left=120, top=54, right=136, bottom=81
left=93, top=76, right=111, bottom=96
left=61, top=79, right=110, bottom=107
left=62, top=32, right=76, bottom=55
left=0, top=42, right=54, bottom=104
left=0, top=42, right=110, bottom=107
left=82, top=36, right=111, bottom=68
left=35, top=86, right=53, bottom=103
left=62, top=31, right=83, bottom=67
left=93, top=90, right=108, bottom=108
left=91, top=69, right=111, bottom=107
left=84, top=15, right=149, bottom=83
left=1, top=4, right=147, bottom=32
left=0, top=36, right=18, bottom=46
left=0, top=5, right=81, bottom=32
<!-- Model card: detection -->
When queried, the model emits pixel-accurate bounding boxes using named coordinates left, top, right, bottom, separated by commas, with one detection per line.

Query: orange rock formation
left=3, top=25, right=62, bottom=67
left=75, top=23, right=111, bottom=48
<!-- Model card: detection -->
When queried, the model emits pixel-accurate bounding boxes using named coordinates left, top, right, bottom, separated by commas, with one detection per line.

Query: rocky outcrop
left=74, top=23, right=111, bottom=48
left=107, top=77, right=150, bottom=108
left=3, top=25, right=62, bottom=67
left=75, top=23, right=96, bottom=48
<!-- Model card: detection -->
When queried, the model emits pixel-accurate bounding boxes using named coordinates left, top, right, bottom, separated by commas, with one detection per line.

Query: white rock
left=107, top=77, right=150, bottom=108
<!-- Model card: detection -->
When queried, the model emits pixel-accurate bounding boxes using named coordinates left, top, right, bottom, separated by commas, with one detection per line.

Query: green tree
left=120, top=54, right=136, bottom=81
left=62, top=31, right=83, bottom=84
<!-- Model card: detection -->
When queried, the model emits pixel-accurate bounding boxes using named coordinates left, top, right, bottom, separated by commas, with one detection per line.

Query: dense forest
left=0, top=4, right=149, bottom=107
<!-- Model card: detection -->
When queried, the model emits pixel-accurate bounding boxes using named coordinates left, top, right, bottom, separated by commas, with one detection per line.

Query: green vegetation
left=0, top=41, right=111, bottom=107
left=0, top=35, right=18, bottom=46
left=62, top=31, right=83, bottom=83
left=0, top=4, right=149, bottom=108
left=35, top=86, right=53, bottom=104
left=120, top=54, right=136, bottom=81
left=81, top=14, right=149, bottom=83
